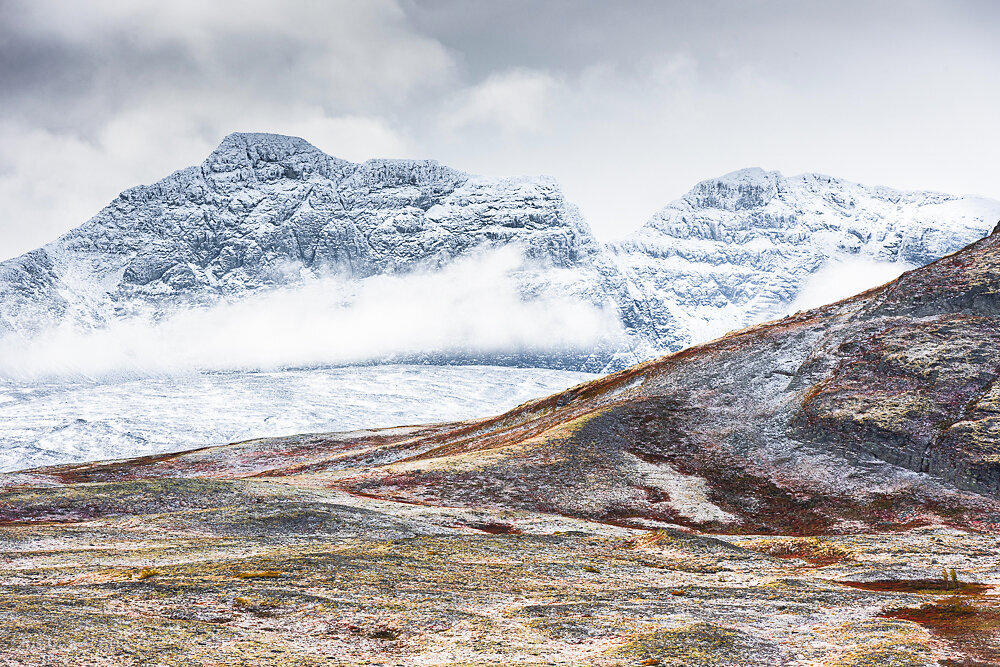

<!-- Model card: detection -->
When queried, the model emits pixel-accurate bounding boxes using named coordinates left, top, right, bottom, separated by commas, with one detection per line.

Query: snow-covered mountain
left=1, top=135, right=998, bottom=375
left=612, top=168, right=1000, bottom=350
left=0, top=133, right=658, bottom=374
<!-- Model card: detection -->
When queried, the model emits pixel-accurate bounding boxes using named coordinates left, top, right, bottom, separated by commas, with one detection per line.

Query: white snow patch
left=630, top=453, right=739, bottom=524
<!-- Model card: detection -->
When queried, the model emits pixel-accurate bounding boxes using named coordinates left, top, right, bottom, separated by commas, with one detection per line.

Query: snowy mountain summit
left=1, top=135, right=998, bottom=376
left=613, top=167, right=1000, bottom=349
left=0, top=133, right=652, bottom=375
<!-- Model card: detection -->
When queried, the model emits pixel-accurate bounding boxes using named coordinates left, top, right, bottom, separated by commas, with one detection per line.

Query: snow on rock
left=0, top=133, right=657, bottom=374
left=613, top=168, right=1000, bottom=350
left=1, top=137, right=998, bottom=374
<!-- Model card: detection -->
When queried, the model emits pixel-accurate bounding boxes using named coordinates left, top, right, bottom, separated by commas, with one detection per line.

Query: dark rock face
left=797, top=316, right=1000, bottom=481
left=790, top=235, right=1000, bottom=496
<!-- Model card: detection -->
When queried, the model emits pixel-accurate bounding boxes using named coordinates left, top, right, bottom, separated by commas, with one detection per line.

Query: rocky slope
left=2, top=136, right=999, bottom=374
left=306, top=222, right=1000, bottom=531
left=3, top=496, right=997, bottom=666
left=613, top=168, right=1000, bottom=351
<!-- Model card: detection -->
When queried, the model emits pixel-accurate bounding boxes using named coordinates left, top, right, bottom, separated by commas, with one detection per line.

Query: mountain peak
left=682, top=167, right=781, bottom=211
left=200, top=132, right=349, bottom=187
left=711, top=167, right=781, bottom=185
left=215, top=131, right=324, bottom=154
left=205, top=132, right=338, bottom=170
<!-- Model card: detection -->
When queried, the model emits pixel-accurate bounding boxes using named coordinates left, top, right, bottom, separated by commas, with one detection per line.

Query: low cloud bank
left=789, top=257, right=915, bottom=313
left=0, top=250, right=624, bottom=382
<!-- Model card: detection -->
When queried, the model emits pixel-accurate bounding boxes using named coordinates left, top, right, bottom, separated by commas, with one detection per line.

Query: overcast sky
left=1, top=0, right=998, bottom=260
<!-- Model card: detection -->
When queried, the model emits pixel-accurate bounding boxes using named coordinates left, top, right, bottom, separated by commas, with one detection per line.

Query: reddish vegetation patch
left=841, top=580, right=989, bottom=595
left=0, top=518, right=80, bottom=527
left=638, top=485, right=673, bottom=505
left=344, top=489, right=436, bottom=507
left=883, top=596, right=1000, bottom=667
left=463, top=521, right=522, bottom=535
left=840, top=573, right=1000, bottom=666
left=616, top=530, right=674, bottom=550
left=41, top=449, right=197, bottom=484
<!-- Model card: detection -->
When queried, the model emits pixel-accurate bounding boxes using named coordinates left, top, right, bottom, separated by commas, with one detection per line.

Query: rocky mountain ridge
left=0, top=133, right=657, bottom=372
left=2, top=133, right=998, bottom=373
left=613, top=167, right=1000, bottom=349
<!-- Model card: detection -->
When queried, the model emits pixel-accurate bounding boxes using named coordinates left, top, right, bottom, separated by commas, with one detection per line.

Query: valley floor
left=0, top=365, right=596, bottom=472
left=2, top=481, right=998, bottom=666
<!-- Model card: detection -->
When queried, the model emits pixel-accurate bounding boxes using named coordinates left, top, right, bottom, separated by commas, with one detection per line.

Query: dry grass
left=737, top=536, right=855, bottom=565
left=235, top=570, right=283, bottom=579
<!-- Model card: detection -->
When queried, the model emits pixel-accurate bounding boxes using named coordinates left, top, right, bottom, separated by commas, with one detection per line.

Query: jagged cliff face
left=13, top=227, right=1000, bottom=533
left=105, top=134, right=594, bottom=291
left=2, top=136, right=998, bottom=373
left=613, top=168, right=1000, bottom=350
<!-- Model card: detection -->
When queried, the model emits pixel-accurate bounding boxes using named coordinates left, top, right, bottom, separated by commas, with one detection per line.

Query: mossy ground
left=3, top=493, right=999, bottom=666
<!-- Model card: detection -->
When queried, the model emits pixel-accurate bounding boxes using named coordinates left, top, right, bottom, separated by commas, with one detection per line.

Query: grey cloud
left=0, top=0, right=453, bottom=132
left=0, top=0, right=998, bottom=260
